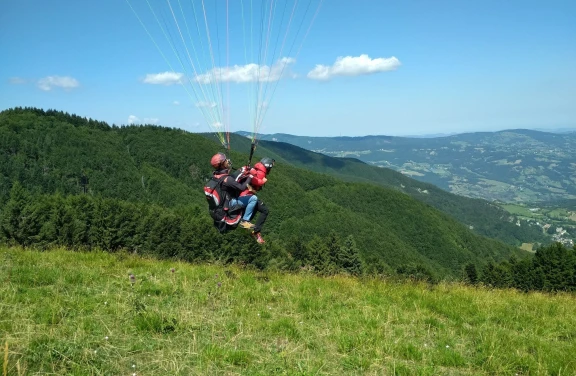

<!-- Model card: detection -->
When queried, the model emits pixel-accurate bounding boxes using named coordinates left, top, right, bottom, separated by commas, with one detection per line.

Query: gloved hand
left=242, top=166, right=252, bottom=177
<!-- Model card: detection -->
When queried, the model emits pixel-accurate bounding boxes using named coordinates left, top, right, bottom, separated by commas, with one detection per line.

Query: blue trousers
left=229, top=195, right=258, bottom=221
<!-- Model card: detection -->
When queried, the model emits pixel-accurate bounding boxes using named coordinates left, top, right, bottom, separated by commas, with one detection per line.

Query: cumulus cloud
left=37, top=76, right=80, bottom=91
left=173, top=100, right=180, bottom=105
left=144, top=118, right=159, bottom=124
left=128, top=115, right=159, bottom=125
left=195, top=101, right=217, bottom=108
left=307, top=54, right=401, bottom=81
left=143, top=71, right=184, bottom=85
left=9, top=77, right=27, bottom=85
left=195, top=58, right=295, bottom=84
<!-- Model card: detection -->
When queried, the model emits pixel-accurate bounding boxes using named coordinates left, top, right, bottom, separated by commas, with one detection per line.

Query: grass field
left=1, top=246, right=576, bottom=375
left=501, top=204, right=538, bottom=218
left=547, top=208, right=569, bottom=219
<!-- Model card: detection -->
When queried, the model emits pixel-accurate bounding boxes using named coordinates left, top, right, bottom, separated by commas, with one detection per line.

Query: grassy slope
left=2, top=247, right=575, bottom=375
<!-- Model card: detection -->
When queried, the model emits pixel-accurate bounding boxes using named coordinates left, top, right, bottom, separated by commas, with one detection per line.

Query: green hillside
left=228, top=137, right=547, bottom=246
left=2, top=246, right=575, bottom=375
left=0, top=107, right=525, bottom=277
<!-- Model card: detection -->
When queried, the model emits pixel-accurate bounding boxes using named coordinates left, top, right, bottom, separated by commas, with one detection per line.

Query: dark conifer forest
left=2, top=107, right=575, bottom=291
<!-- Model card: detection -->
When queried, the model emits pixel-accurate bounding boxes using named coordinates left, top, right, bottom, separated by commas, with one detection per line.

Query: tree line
left=464, top=242, right=576, bottom=292
left=0, top=182, right=364, bottom=276
left=2, top=181, right=575, bottom=293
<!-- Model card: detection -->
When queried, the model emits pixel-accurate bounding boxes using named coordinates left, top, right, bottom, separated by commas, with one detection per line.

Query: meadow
left=1, top=246, right=575, bottom=375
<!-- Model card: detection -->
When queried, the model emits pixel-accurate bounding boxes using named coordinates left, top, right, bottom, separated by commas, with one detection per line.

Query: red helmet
left=210, top=152, right=227, bottom=169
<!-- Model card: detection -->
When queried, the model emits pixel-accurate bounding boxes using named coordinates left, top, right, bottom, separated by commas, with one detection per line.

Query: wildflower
left=446, top=345, right=450, bottom=348
left=105, top=336, right=109, bottom=340
left=171, top=268, right=175, bottom=273
left=129, top=274, right=136, bottom=284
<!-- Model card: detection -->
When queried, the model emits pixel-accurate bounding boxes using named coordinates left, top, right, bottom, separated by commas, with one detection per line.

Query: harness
left=204, top=172, right=243, bottom=233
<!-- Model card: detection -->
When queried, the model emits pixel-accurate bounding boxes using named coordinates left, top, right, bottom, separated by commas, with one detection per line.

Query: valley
left=247, top=130, right=576, bottom=247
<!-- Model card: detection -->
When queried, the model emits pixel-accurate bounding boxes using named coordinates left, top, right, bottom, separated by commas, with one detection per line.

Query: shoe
left=240, top=220, right=255, bottom=229
left=252, top=231, right=265, bottom=244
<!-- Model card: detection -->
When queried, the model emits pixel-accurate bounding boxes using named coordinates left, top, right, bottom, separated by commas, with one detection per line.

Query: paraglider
left=204, top=153, right=271, bottom=243
left=126, top=0, right=322, bottom=240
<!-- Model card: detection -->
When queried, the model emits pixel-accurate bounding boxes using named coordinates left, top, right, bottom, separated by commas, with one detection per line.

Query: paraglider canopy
left=126, top=0, right=324, bottom=153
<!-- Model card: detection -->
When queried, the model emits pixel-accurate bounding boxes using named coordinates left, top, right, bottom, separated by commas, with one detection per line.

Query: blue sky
left=1, top=0, right=575, bottom=138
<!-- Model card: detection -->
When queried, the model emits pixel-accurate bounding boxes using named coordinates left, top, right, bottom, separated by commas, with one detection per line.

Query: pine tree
left=0, top=181, right=30, bottom=244
left=481, top=261, right=512, bottom=288
left=533, top=242, right=576, bottom=291
left=289, top=237, right=311, bottom=267
left=307, top=236, right=331, bottom=274
left=338, top=235, right=364, bottom=276
left=148, top=213, right=183, bottom=259
left=325, top=231, right=341, bottom=274
left=464, top=262, right=478, bottom=284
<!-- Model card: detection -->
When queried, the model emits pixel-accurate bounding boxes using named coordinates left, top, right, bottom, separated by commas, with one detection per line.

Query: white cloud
left=173, top=100, right=180, bottom=105
left=195, top=58, right=295, bottom=84
left=144, top=118, right=159, bottom=124
left=37, top=76, right=80, bottom=91
left=195, top=101, right=217, bottom=108
left=143, top=71, right=184, bottom=85
left=307, top=54, right=401, bottom=81
left=9, top=77, right=27, bottom=85
left=128, top=115, right=140, bottom=124
left=128, top=115, right=159, bottom=125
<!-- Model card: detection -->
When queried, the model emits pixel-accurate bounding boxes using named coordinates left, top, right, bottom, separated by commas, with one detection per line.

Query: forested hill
left=0, top=107, right=525, bottom=277
left=223, top=136, right=547, bottom=246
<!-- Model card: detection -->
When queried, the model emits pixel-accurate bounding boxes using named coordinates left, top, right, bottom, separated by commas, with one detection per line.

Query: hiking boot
left=252, top=231, right=265, bottom=244
left=240, top=220, right=255, bottom=229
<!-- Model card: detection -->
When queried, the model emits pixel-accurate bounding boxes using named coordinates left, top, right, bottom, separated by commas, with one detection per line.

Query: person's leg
left=228, top=198, right=243, bottom=209
left=253, top=200, right=269, bottom=233
left=239, top=195, right=258, bottom=222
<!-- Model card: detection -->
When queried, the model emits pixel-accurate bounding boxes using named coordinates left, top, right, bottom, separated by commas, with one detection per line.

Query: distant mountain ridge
left=238, top=129, right=576, bottom=203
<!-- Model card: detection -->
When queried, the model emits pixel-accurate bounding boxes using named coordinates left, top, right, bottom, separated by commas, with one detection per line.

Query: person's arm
left=224, top=175, right=252, bottom=191
left=250, top=169, right=268, bottom=187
